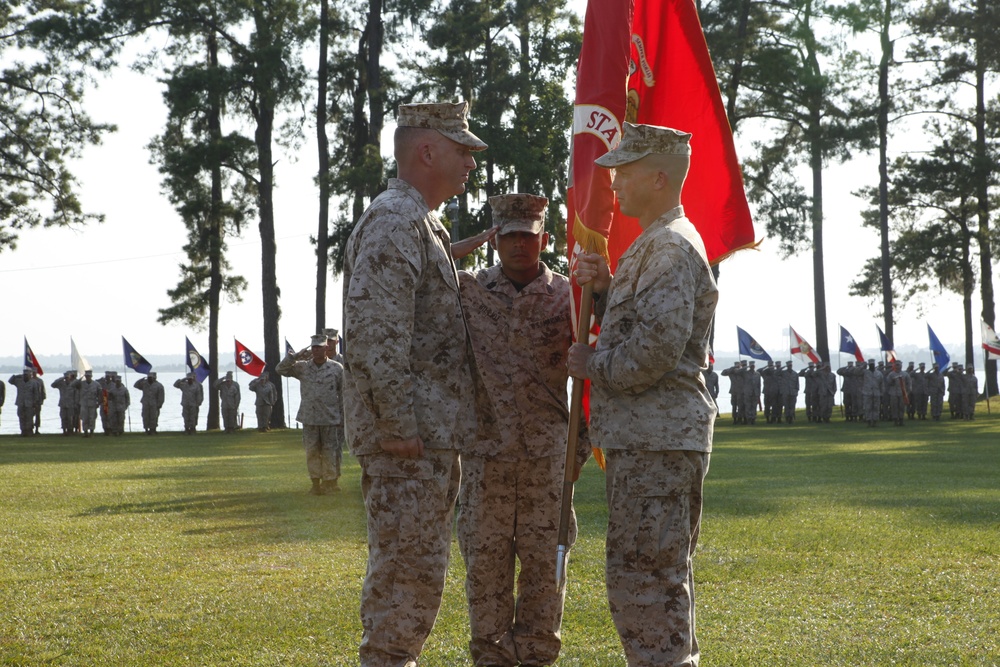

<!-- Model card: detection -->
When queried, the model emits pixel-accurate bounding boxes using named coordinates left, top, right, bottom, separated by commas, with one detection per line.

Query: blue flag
left=737, top=326, right=772, bottom=361
left=185, top=337, right=211, bottom=383
left=927, top=324, right=950, bottom=370
left=285, top=338, right=296, bottom=357
left=123, top=337, right=153, bottom=374
left=839, top=326, right=864, bottom=362
left=876, top=325, right=896, bottom=361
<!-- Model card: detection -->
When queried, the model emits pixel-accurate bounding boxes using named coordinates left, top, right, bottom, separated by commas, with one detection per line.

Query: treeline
left=2, top=0, right=999, bottom=420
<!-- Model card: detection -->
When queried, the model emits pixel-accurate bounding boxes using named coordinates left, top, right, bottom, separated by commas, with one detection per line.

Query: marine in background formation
left=173, top=372, right=204, bottom=434
left=248, top=370, right=277, bottom=432
left=217, top=371, right=242, bottom=433
left=134, top=372, right=165, bottom=434
left=51, top=370, right=78, bottom=435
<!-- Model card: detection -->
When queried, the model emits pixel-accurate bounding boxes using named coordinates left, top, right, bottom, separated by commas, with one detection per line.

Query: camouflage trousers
left=17, top=405, right=33, bottom=435
left=108, top=407, right=126, bottom=434
left=358, top=449, right=460, bottom=667
left=930, top=393, right=944, bottom=419
left=59, top=406, right=74, bottom=432
left=80, top=405, right=98, bottom=432
left=457, top=455, right=574, bottom=667
left=222, top=406, right=239, bottom=431
left=302, top=424, right=342, bottom=481
left=255, top=404, right=272, bottom=431
left=605, top=449, right=709, bottom=667
left=863, top=394, right=880, bottom=423
left=141, top=404, right=159, bottom=431
left=181, top=405, right=199, bottom=432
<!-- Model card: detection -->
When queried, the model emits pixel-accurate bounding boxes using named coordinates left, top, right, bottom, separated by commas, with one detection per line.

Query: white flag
left=71, top=337, right=92, bottom=374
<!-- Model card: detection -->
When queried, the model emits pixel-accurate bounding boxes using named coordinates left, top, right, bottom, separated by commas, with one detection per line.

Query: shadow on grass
left=708, top=414, right=1000, bottom=526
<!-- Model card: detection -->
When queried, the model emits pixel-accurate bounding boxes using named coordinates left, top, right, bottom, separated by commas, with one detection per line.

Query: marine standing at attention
left=569, top=122, right=718, bottom=667
left=343, top=101, right=486, bottom=667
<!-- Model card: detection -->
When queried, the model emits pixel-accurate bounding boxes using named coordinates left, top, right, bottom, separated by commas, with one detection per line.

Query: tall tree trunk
left=316, top=0, right=330, bottom=332
left=207, top=31, right=222, bottom=431
left=961, top=215, right=975, bottom=365
left=974, top=0, right=996, bottom=393
left=877, top=0, right=893, bottom=343
left=366, top=0, right=384, bottom=200
left=252, top=6, right=285, bottom=429
left=811, top=144, right=828, bottom=362
left=725, top=0, right=751, bottom=129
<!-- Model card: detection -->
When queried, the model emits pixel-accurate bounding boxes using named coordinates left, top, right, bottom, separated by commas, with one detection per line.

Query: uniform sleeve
left=275, top=354, right=298, bottom=378
left=587, top=245, right=696, bottom=395
left=345, top=216, right=425, bottom=442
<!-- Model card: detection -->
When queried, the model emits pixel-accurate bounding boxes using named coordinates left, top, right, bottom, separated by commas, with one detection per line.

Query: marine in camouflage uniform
left=97, top=371, right=114, bottom=434
left=569, top=123, right=717, bottom=667
left=759, top=360, right=779, bottom=423
left=911, top=362, right=929, bottom=419
left=861, top=359, right=884, bottom=427
left=106, top=374, right=130, bottom=436
left=815, top=363, right=836, bottom=422
left=216, top=371, right=242, bottom=433
left=30, top=371, right=45, bottom=434
left=453, top=193, right=590, bottom=667
left=720, top=362, right=744, bottom=424
left=943, top=363, right=963, bottom=419
left=134, top=372, right=165, bottom=434
left=886, top=361, right=910, bottom=426
left=173, top=373, right=204, bottom=434
left=51, top=371, right=78, bottom=435
left=703, top=364, right=720, bottom=411
left=927, top=363, right=946, bottom=420
left=73, top=370, right=102, bottom=436
left=962, top=365, right=978, bottom=420
left=276, top=336, right=344, bottom=494
left=248, top=371, right=277, bottom=432
left=779, top=361, right=799, bottom=423
left=799, top=363, right=818, bottom=422
left=343, top=101, right=484, bottom=667
left=742, top=361, right=761, bottom=424
left=837, top=361, right=857, bottom=421
left=8, top=367, right=41, bottom=436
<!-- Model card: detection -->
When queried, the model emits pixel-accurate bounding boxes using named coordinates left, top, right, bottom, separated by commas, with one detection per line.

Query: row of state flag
left=735, top=320, right=1000, bottom=369
left=17, top=336, right=296, bottom=383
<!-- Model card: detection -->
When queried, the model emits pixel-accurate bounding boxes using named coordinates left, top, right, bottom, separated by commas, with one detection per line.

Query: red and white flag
left=981, top=319, right=1000, bottom=358
left=235, top=339, right=266, bottom=377
left=789, top=326, right=820, bottom=364
left=565, top=0, right=756, bottom=464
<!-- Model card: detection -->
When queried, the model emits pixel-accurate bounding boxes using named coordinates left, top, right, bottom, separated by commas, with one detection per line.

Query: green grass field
left=2, top=411, right=998, bottom=666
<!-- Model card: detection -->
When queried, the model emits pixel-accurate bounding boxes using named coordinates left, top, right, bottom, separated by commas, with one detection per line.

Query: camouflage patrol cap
left=785, top=361, right=793, bottom=367
left=594, top=122, right=692, bottom=168
left=324, top=328, right=340, bottom=340
left=490, top=193, right=549, bottom=235
left=148, top=371, right=157, bottom=379
left=23, top=365, right=33, bottom=373
left=398, top=101, right=487, bottom=151
left=310, top=334, right=328, bottom=347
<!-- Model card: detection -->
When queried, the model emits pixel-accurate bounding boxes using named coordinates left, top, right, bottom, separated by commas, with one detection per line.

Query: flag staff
left=557, top=246, right=595, bottom=587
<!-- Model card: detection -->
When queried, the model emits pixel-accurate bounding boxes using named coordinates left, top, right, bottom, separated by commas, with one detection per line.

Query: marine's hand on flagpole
left=568, top=343, right=594, bottom=379
left=573, top=251, right=611, bottom=295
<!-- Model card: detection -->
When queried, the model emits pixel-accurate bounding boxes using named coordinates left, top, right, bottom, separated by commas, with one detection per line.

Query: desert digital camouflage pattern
left=457, top=262, right=588, bottom=666
left=275, top=356, right=344, bottom=427
left=343, top=177, right=476, bottom=667
left=342, top=178, right=476, bottom=456
left=587, top=207, right=718, bottom=452
left=586, top=206, right=717, bottom=667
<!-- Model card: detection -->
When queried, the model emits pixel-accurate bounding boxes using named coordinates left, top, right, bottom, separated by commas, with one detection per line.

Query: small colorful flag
left=285, top=338, right=296, bottom=357
left=789, top=326, right=820, bottom=364
left=123, top=337, right=153, bottom=374
left=981, top=318, right=1000, bottom=358
left=839, top=326, right=864, bottom=363
left=737, top=327, right=772, bottom=361
left=185, top=337, right=210, bottom=383
left=927, top=324, right=951, bottom=369
left=235, top=339, right=266, bottom=377
left=876, top=325, right=896, bottom=362
left=24, top=337, right=43, bottom=375
left=71, top=337, right=92, bottom=375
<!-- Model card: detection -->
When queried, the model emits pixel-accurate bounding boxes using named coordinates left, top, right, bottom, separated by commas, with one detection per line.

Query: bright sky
left=1, top=5, right=990, bottom=367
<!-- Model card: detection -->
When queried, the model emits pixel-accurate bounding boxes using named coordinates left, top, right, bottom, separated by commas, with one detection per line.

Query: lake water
left=1, top=371, right=304, bottom=437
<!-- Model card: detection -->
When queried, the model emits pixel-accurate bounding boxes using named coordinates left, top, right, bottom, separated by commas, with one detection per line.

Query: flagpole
left=557, top=246, right=595, bottom=587
left=123, top=364, right=132, bottom=433
left=984, top=348, right=991, bottom=415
